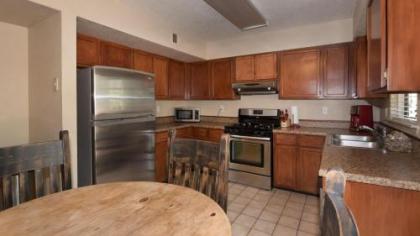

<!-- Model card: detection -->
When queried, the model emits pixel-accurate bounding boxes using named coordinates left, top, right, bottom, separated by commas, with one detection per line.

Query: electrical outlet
left=219, top=105, right=224, bottom=112
left=322, top=106, right=328, bottom=115
left=156, top=105, right=160, bottom=113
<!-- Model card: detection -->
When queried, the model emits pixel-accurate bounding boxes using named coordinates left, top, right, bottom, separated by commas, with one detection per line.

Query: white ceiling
left=122, top=0, right=357, bottom=42
left=0, top=0, right=57, bottom=27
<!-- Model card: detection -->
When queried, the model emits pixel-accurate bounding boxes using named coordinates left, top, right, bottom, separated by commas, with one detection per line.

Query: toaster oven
left=174, top=107, right=200, bottom=122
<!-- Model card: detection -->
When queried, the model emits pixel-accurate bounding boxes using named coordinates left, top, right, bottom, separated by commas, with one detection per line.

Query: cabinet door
left=274, top=145, right=297, bottom=189
left=133, top=50, right=153, bottom=73
left=155, top=131, right=168, bottom=182
left=168, top=60, right=186, bottom=99
left=355, top=37, right=386, bottom=98
left=322, top=45, right=349, bottom=98
left=153, top=56, right=169, bottom=99
left=255, top=53, right=277, bottom=80
left=190, top=62, right=211, bottom=99
left=367, top=0, right=386, bottom=91
left=207, top=129, right=224, bottom=143
left=193, top=127, right=208, bottom=140
left=279, top=49, right=321, bottom=98
left=176, top=127, right=193, bottom=138
left=100, top=41, right=132, bottom=68
left=387, top=0, right=420, bottom=91
left=296, top=147, right=322, bottom=194
left=235, top=56, right=254, bottom=81
left=77, top=34, right=100, bottom=67
left=211, top=59, right=236, bottom=99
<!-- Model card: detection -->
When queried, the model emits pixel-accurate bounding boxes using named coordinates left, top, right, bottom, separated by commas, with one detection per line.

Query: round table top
left=0, top=182, right=231, bottom=236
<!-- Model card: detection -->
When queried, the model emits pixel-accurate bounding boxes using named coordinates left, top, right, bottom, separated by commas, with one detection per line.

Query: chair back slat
left=0, top=131, right=71, bottom=211
left=168, top=129, right=229, bottom=211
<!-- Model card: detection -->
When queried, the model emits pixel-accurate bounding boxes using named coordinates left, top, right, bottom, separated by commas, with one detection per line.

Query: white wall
left=206, top=18, right=354, bottom=59
left=157, top=96, right=381, bottom=122
left=28, top=13, right=62, bottom=142
left=0, top=22, right=29, bottom=147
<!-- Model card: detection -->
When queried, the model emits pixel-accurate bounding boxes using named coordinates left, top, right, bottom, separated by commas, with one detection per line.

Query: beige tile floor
left=227, top=182, right=321, bottom=236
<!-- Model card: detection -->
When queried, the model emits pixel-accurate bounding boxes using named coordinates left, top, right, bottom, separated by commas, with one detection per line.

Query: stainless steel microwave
left=174, top=107, right=200, bottom=122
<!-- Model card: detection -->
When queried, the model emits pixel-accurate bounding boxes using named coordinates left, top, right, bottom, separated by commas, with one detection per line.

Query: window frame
left=387, top=93, right=419, bottom=129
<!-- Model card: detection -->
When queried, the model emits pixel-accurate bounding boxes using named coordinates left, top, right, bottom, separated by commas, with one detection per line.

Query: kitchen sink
left=332, top=134, right=380, bottom=149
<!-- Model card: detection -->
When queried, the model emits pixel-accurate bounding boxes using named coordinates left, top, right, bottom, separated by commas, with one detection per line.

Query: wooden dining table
left=0, top=182, right=231, bottom=236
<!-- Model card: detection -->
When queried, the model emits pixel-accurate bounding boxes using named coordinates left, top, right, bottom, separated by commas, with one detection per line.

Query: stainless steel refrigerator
left=77, top=66, right=155, bottom=187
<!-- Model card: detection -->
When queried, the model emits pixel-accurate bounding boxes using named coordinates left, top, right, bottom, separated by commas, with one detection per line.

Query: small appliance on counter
left=350, top=105, right=373, bottom=131
left=224, top=108, right=281, bottom=190
left=175, top=107, right=200, bottom=122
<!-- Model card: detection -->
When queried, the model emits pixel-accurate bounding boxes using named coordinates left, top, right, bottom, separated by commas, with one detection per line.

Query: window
left=389, top=93, right=418, bottom=127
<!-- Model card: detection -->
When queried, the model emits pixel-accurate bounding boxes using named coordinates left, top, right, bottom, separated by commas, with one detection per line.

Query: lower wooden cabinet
left=154, top=127, right=224, bottom=182
left=274, top=134, right=325, bottom=194
left=155, top=131, right=169, bottom=182
left=343, top=181, right=420, bottom=236
left=274, top=145, right=297, bottom=189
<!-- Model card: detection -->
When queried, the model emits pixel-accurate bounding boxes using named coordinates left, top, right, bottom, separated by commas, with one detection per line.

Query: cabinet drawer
left=275, top=134, right=297, bottom=145
left=193, top=127, right=208, bottom=140
left=155, top=131, right=168, bottom=143
left=298, top=135, right=325, bottom=148
left=207, top=128, right=224, bottom=143
left=176, top=127, right=193, bottom=138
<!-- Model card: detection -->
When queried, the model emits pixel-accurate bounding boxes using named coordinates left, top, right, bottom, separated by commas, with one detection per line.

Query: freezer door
left=93, top=119, right=155, bottom=183
left=93, top=66, right=155, bottom=120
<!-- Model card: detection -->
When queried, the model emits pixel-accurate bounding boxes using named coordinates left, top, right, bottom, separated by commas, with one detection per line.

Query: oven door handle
left=230, top=135, right=271, bottom=141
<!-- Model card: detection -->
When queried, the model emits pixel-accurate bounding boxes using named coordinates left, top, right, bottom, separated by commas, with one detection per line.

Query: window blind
left=390, top=93, right=418, bottom=124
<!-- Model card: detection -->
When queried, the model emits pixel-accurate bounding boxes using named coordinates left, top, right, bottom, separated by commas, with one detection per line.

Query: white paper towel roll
left=291, top=106, right=299, bottom=125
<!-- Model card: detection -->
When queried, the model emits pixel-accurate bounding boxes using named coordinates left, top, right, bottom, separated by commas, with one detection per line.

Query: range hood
left=232, top=81, right=278, bottom=95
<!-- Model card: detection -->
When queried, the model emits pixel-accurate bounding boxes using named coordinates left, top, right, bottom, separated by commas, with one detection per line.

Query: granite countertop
left=157, top=122, right=420, bottom=191
left=274, top=127, right=420, bottom=191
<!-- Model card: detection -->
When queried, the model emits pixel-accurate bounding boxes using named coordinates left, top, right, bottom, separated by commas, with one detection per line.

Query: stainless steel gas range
left=224, top=108, right=280, bottom=190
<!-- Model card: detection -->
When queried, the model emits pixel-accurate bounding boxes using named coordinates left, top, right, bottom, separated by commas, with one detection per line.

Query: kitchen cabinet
left=234, top=53, right=277, bottom=82
left=77, top=34, right=100, bottom=67
left=100, top=41, right=132, bottom=68
left=279, top=49, right=321, bottom=99
left=254, top=53, right=277, bottom=80
left=274, top=133, right=324, bottom=194
left=175, top=127, right=193, bottom=138
left=322, top=44, right=350, bottom=98
left=234, top=56, right=254, bottom=81
left=155, top=131, right=168, bottom=182
left=153, top=56, right=169, bottom=99
left=132, top=50, right=154, bottom=73
left=210, top=58, right=237, bottom=100
left=343, top=181, right=420, bottom=236
left=168, top=60, right=186, bottom=99
left=192, top=127, right=224, bottom=143
left=274, top=145, right=297, bottom=189
left=367, top=0, right=420, bottom=92
left=355, top=37, right=386, bottom=98
left=189, top=62, right=211, bottom=99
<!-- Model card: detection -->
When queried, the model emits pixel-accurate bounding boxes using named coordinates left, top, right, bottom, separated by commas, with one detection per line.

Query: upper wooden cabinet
left=77, top=34, right=100, bottom=67
left=322, top=44, right=349, bottom=98
left=189, top=62, right=211, bottom=99
left=368, top=0, right=420, bottom=92
left=280, top=49, right=321, bottom=99
left=355, top=37, right=386, bottom=99
left=234, top=56, right=254, bottom=81
left=210, top=58, right=237, bottom=100
left=234, top=53, right=277, bottom=82
left=132, top=50, right=153, bottom=73
left=254, top=53, right=277, bottom=80
left=100, top=41, right=132, bottom=68
left=153, top=56, right=169, bottom=99
left=168, top=60, right=186, bottom=99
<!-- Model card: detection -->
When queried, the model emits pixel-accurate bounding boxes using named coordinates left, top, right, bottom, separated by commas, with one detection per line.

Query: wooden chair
left=167, top=129, right=229, bottom=211
left=321, top=168, right=359, bottom=236
left=0, top=130, right=71, bottom=211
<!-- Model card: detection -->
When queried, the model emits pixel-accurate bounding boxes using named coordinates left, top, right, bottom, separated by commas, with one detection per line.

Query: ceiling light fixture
left=203, top=0, right=268, bottom=31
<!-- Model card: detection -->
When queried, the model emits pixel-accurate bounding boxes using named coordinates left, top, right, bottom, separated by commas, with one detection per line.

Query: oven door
left=229, top=135, right=271, bottom=176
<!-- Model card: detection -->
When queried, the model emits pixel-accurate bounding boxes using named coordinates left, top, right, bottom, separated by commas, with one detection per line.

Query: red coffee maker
left=350, top=105, right=373, bottom=131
